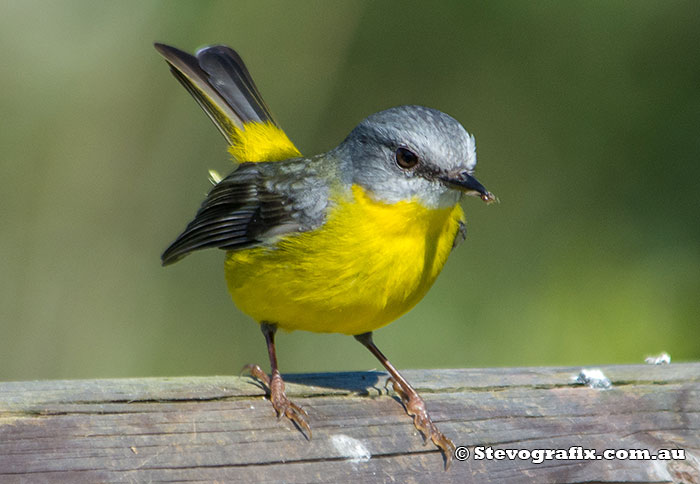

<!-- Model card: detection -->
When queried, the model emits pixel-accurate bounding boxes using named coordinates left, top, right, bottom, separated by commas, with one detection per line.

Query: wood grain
left=1, top=364, right=698, bottom=483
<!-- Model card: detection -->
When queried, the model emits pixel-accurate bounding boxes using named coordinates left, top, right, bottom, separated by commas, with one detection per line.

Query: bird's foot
left=243, top=364, right=312, bottom=439
left=388, top=377, right=455, bottom=470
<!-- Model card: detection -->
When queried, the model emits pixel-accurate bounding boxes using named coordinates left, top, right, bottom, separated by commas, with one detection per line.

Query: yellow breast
left=225, top=184, right=464, bottom=335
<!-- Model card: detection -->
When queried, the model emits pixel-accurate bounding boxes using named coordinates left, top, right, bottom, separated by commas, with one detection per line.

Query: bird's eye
left=396, top=147, right=419, bottom=169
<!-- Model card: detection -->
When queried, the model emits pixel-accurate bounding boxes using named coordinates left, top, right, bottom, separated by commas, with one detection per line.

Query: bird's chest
left=294, top=185, right=463, bottom=324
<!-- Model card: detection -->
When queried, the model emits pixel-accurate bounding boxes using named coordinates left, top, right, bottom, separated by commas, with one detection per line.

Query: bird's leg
left=355, top=331, right=455, bottom=469
left=242, top=322, right=311, bottom=439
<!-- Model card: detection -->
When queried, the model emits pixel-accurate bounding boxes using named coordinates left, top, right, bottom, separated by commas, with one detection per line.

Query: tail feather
left=196, top=46, right=275, bottom=125
left=155, top=43, right=300, bottom=162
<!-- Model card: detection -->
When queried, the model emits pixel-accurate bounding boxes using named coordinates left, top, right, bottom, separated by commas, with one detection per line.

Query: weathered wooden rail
left=1, top=364, right=698, bottom=483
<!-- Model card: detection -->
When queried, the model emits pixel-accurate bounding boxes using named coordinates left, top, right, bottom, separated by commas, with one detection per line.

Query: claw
left=243, top=364, right=312, bottom=440
left=387, top=376, right=455, bottom=470
left=241, top=363, right=270, bottom=385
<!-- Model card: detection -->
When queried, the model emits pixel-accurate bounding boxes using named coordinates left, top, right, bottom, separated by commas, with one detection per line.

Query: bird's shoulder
left=255, top=154, right=336, bottom=228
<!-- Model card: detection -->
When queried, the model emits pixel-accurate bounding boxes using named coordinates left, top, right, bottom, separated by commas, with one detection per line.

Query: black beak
left=440, top=172, right=496, bottom=203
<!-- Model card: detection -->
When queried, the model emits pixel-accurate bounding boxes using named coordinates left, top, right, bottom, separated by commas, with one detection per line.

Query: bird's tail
left=154, top=43, right=300, bottom=163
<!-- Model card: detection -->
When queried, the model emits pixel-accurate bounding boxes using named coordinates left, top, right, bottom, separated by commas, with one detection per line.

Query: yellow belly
left=225, top=184, right=464, bottom=335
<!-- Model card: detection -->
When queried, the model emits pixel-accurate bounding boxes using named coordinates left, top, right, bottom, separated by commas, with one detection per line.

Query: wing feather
left=161, top=164, right=302, bottom=266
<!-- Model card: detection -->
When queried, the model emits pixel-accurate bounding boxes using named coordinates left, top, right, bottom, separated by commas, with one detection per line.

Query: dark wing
left=161, top=164, right=300, bottom=266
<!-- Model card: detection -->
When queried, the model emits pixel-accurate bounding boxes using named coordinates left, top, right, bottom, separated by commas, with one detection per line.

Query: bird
left=155, top=42, right=495, bottom=469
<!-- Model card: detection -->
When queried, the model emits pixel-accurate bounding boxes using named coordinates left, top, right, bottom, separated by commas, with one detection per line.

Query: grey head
left=337, top=105, right=493, bottom=208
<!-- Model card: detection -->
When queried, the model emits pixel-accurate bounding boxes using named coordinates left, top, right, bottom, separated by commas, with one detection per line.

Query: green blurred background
left=1, top=1, right=698, bottom=381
